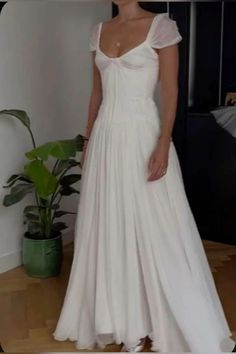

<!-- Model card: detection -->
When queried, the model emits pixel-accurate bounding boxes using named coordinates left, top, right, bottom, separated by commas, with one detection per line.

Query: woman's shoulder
left=88, top=22, right=101, bottom=52
left=149, top=12, right=183, bottom=49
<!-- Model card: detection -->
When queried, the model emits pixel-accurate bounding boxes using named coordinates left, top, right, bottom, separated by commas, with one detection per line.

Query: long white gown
left=53, top=13, right=235, bottom=352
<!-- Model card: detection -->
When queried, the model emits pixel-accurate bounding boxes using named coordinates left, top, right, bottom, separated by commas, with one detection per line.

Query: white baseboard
left=0, top=248, right=22, bottom=274
left=0, top=228, right=74, bottom=274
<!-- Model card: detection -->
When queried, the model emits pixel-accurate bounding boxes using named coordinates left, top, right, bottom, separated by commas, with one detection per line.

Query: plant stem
left=51, top=194, right=62, bottom=223
left=52, top=159, right=59, bottom=175
left=27, top=127, right=37, bottom=148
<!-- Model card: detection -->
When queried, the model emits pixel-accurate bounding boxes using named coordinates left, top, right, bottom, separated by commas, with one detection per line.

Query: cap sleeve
left=89, top=23, right=100, bottom=52
left=149, top=13, right=182, bottom=49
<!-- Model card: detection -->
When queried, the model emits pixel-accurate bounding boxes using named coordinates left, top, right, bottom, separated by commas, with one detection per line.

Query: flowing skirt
left=53, top=114, right=235, bottom=352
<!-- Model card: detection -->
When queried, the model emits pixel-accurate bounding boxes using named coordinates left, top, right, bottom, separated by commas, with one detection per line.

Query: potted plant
left=0, top=109, right=85, bottom=278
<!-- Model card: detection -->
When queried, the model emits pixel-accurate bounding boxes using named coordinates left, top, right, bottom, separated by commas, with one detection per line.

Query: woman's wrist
left=158, top=134, right=172, bottom=142
left=83, top=136, right=89, bottom=149
left=157, top=134, right=172, bottom=145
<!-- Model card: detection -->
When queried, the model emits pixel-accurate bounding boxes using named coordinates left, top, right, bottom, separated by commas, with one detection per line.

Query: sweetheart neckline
left=97, top=40, right=150, bottom=60
left=97, top=40, right=158, bottom=60
left=97, top=13, right=165, bottom=60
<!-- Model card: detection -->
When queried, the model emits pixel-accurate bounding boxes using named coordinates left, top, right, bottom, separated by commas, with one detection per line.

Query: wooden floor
left=0, top=240, right=236, bottom=352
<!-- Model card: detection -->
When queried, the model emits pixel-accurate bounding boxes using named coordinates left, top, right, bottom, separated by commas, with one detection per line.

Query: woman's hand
left=147, top=137, right=171, bottom=181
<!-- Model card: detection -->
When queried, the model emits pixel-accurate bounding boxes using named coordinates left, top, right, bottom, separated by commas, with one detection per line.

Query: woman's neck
left=116, top=3, right=144, bottom=22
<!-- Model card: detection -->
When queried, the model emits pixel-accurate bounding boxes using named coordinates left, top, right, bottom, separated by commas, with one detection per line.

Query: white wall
left=0, top=1, right=111, bottom=273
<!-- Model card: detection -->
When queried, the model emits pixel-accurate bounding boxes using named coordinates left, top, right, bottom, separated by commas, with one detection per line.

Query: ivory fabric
left=53, top=13, right=235, bottom=352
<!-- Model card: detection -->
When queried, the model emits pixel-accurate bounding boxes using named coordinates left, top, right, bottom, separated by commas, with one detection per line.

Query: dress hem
left=53, top=331, right=235, bottom=352
left=53, top=330, right=161, bottom=352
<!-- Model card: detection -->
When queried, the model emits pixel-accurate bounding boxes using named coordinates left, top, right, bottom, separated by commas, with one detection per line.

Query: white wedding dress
left=53, top=13, right=235, bottom=352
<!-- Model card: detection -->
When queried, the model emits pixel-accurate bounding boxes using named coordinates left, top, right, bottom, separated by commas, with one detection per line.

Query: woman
left=53, top=1, right=236, bottom=352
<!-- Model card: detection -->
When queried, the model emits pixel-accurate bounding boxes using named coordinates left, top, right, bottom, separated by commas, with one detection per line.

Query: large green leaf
left=59, top=185, right=80, bottom=196
left=75, top=134, right=85, bottom=151
left=24, top=212, right=40, bottom=221
left=54, top=210, right=76, bottom=218
left=3, top=183, right=34, bottom=206
left=23, top=206, right=40, bottom=220
left=24, top=205, right=44, bottom=214
left=51, top=203, right=60, bottom=210
left=60, top=174, right=81, bottom=186
left=4, top=173, right=31, bottom=187
left=24, top=160, right=58, bottom=199
left=23, top=204, right=59, bottom=214
left=53, top=159, right=80, bottom=176
left=0, top=109, right=31, bottom=128
left=28, top=221, right=42, bottom=235
left=0, top=109, right=36, bottom=148
left=51, top=222, right=68, bottom=232
left=25, top=134, right=84, bottom=161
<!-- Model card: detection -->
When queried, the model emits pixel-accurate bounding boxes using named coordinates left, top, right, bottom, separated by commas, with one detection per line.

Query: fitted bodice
left=89, top=13, right=182, bottom=124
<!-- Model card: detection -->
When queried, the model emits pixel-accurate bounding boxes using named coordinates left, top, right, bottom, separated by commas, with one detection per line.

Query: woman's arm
left=84, top=52, right=103, bottom=141
left=147, top=43, right=180, bottom=182
left=158, top=43, right=180, bottom=141
left=81, top=53, right=102, bottom=167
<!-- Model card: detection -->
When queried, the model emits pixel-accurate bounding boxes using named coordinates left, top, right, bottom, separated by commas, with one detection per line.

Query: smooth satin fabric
left=53, top=13, right=235, bottom=352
